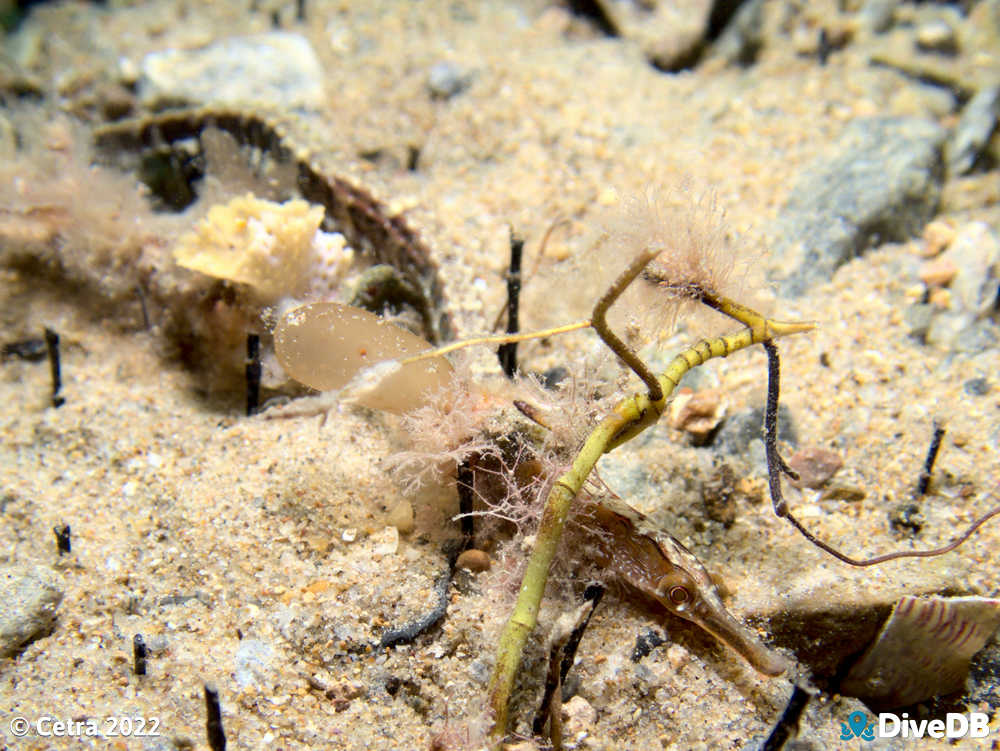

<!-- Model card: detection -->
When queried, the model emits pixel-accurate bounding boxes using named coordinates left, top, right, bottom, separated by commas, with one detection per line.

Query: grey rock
left=139, top=32, right=325, bottom=110
left=792, top=695, right=907, bottom=751
left=0, top=565, right=63, bottom=658
left=158, top=591, right=210, bottom=607
left=967, top=636, right=1000, bottom=710
left=716, top=404, right=797, bottom=460
left=597, top=451, right=652, bottom=502
left=970, top=0, right=1000, bottom=53
left=144, top=633, right=169, bottom=652
left=924, top=223, right=998, bottom=351
left=898, top=81, right=957, bottom=119
left=774, top=117, right=946, bottom=297
left=746, top=438, right=766, bottom=472
left=869, top=1, right=999, bottom=95
left=947, top=84, right=1000, bottom=175
left=427, top=60, right=471, bottom=100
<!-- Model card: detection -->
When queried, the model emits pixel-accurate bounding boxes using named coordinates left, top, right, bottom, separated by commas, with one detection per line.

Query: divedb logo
left=839, top=710, right=992, bottom=741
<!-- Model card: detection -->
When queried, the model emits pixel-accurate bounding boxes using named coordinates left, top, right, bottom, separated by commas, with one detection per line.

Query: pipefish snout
left=588, top=500, right=790, bottom=677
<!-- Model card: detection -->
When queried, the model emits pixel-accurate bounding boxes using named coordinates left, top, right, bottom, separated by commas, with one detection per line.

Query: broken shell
left=840, top=595, right=1000, bottom=709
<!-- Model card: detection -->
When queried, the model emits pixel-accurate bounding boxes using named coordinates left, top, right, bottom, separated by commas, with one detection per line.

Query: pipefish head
left=592, top=501, right=790, bottom=677
left=648, top=531, right=791, bottom=677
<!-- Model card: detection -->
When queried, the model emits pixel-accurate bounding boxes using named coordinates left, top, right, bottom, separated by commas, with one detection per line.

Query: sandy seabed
left=1, top=1, right=999, bottom=749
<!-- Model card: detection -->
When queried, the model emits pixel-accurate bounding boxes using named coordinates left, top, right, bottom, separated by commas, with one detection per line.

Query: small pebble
left=915, top=19, right=957, bottom=54
left=860, top=0, right=896, bottom=34
left=303, top=579, right=331, bottom=594
left=503, top=741, right=538, bottom=751
left=341, top=528, right=358, bottom=543
left=927, top=286, right=951, bottom=309
left=701, top=465, right=738, bottom=527
left=427, top=60, right=470, bottom=100
left=921, top=220, right=956, bottom=257
left=792, top=23, right=819, bottom=56
left=503, top=741, right=540, bottom=751
left=139, top=32, right=326, bottom=109
left=561, top=695, right=597, bottom=738
left=904, top=303, right=934, bottom=341
left=941, top=222, right=999, bottom=316
left=818, top=484, right=867, bottom=502
left=918, top=257, right=958, bottom=287
left=963, top=377, right=990, bottom=396
left=889, top=503, right=924, bottom=535
left=305, top=534, right=331, bottom=554
left=455, top=549, right=491, bottom=573
left=597, top=186, right=618, bottom=205
left=468, top=658, right=490, bottom=685
left=788, top=447, right=844, bottom=489
left=233, top=638, right=275, bottom=689
left=670, top=389, right=726, bottom=446
left=666, top=643, right=690, bottom=671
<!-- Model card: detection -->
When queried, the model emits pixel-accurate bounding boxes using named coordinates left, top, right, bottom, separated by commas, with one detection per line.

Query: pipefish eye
left=668, top=586, right=690, bottom=605
left=655, top=575, right=693, bottom=608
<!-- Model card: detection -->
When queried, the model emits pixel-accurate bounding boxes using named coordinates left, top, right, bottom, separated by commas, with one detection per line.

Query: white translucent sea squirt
left=274, top=301, right=452, bottom=414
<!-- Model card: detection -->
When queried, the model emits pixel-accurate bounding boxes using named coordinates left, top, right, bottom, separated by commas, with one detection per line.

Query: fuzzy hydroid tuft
left=525, top=185, right=768, bottom=345
left=598, top=186, right=766, bottom=340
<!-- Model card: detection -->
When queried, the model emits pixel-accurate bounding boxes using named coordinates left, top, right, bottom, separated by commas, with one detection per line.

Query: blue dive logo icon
left=840, top=711, right=876, bottom=741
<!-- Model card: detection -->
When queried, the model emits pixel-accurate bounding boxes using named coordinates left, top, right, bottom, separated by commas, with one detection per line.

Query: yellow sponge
left=173, top=194, right=331, bottom=301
